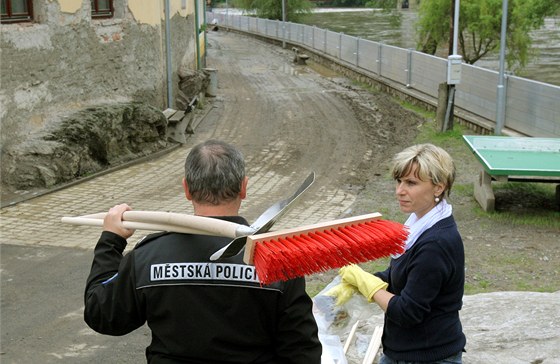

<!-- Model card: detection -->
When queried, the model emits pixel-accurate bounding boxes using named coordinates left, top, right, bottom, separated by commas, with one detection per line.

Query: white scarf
left=393, top=199, right=453, bottom=258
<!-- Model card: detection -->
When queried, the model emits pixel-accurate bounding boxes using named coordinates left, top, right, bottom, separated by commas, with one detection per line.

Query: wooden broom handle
left=62, top=211, right=256, bottom=238
left=61, top=216, right=217, bottom=235
left=124, top=211, right=255, bottom=237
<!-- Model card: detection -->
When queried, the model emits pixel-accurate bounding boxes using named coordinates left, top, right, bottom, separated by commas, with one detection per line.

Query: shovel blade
left=209, top=172, right=315, bottom=261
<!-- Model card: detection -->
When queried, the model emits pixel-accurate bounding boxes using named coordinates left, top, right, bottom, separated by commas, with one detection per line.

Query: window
left=1, top=0, right=33, bottom=23
left=91, top=0, right=113, bottom=19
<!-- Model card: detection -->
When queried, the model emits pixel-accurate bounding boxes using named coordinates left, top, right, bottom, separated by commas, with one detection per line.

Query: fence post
left=436, top=83, right=449, bottom=131
left=356, top=37, right=360, bottom=67
left=312, top=26, right=315, bottom=49
left=377, top=43, right=383, bottom=76
left=339, top=32, right=343, bottom=60
left=406, top=48, right=413, bottom=88
left=501, top=73, right=510, bottom=129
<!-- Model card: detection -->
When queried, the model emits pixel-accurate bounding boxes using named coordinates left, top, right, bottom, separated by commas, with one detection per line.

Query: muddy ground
left=302, top=75, right=560, bottom=297
left=1, top=29, right=558, bottom=364
left=249, top=46, right=560, bottom=296
left=303, top=71, right=560, bottom=296
left=202, top=25, right=556, bottom=296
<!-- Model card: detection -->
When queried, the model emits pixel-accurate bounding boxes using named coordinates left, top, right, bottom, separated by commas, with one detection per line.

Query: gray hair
left=184, top=140, right=246, bottom=205
left=391, top=143, right=456, bottom=199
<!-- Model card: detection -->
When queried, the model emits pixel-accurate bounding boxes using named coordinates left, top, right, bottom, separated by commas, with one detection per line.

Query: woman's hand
left=340, top=265, right=388, bottom=302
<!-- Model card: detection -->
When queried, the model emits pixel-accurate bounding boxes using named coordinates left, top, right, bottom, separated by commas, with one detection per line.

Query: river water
left=302, top=9, right=560, bottom=86
left=212, top=7, right=559, bottom=86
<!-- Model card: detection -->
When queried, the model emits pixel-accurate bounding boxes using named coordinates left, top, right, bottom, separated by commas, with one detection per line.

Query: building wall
left=0, top=0, right=198, bottom=149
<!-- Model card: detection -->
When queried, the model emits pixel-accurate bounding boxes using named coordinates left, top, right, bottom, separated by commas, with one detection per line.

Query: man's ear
left=240, top=176, right=249, bottom=200
left=182, top=178, right=193, bottom=201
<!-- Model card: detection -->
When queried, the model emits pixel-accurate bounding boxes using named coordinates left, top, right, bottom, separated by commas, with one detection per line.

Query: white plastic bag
left=319, top=333, right=348, bottom=364
left=313, top=276, right=382, bottom=364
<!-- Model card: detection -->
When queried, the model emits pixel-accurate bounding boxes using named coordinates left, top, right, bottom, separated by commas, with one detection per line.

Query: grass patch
left=408, top=118, right=559, bottom=229
left=351, top=79, right=382, bottom=95
left=414, top=120, right=466, bottom=144
left=362, top=258, right=391, bottom=273
left=477, top=207, right=560, bottom=230
left=398, top=99, right=435, bottom=120
left=475, top=182, right=560, bottom=229
left=306, top=282, right=328, bottom=298
left=306, top=75, right=559, bottom=297
left=492, top=211, right=560, bottom=230
left=450, top=183, right=473, bottom=198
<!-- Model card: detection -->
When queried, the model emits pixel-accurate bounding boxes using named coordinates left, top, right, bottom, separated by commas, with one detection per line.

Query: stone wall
left=0, top=0, right=199, bottom=193
left=1, top=103, right=169, bottom=190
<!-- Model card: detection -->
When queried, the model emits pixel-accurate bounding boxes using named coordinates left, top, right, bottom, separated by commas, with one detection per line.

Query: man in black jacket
left=84, top=139, right=322, bottom=363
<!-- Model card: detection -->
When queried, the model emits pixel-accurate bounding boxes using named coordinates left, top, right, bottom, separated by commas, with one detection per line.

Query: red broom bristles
left=243, top=213, right=408, bottom=285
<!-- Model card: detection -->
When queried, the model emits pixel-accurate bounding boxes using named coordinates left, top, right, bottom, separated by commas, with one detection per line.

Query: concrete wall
left=0, top=0, right=198, bottom=149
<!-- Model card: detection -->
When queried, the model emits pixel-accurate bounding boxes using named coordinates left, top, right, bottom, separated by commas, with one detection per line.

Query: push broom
left=62, top=211, right=407, bottom=285
left=242, top=212, right=407, bottom=284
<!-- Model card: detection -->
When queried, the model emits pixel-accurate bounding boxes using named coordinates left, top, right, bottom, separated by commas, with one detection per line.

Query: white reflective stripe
left=150, top=262, right=259, bottom=283
left=102, top=273, right=119, bottom=285
left=136, top=282, right=282, bottom=293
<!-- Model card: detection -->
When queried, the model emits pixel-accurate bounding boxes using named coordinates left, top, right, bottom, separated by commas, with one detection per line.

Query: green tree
left=330, top=0, right=371, bottom=6
left=366, top=0, right=398, bottom=8
left=416, top=0, right=560, bottom=71
left=233, top=0, right=314, bottom=22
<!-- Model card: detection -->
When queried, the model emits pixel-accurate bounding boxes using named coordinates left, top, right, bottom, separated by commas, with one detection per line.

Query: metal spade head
left=209, top=171, right=315, bottom=261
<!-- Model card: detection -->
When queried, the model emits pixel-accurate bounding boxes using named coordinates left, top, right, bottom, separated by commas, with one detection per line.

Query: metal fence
left=210, top=12, right=560, bottom=138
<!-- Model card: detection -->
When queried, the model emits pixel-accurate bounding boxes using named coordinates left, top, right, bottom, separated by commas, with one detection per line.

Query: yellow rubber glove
left=339, top=265, right=388, bottom=302
left=324, top=281, right=358, bottom=306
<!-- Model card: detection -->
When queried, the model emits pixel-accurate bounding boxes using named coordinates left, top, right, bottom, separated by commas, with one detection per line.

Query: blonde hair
left=391, top=144, right=456, bottom=199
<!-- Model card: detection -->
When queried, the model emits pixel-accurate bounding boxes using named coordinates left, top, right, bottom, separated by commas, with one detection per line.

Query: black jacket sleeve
left=274, top=278, right=322, bottom=363
left=84, top=231, right=145, bottom=336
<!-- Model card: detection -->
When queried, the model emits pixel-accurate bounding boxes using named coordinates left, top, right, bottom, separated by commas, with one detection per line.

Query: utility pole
left=449, top=0, right=455, bottom=56
left=164, top=0, right=173, bottom=108
left=442, top=0, right=462, bottom=132
left=282, top=0, right=286, bottom=49
left=495, top=0, right=508, bottom=135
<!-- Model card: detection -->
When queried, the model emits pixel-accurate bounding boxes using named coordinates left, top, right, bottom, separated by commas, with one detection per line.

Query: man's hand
left=340, top=265, right=388, bottom=302
left=103, top=204, right=135, bottom=239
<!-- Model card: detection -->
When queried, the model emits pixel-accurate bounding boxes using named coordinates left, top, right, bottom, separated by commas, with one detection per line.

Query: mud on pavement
left=0, top=29, right=423, bottom=363
left=3, top=29, right=558, bottom=364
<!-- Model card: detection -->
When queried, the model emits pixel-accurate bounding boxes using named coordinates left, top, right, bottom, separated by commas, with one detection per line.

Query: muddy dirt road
left=0, top=30, right=422, bottom=363
left=202, top=30, right=422, bottom=222
left=1, top=29, right=558, bottom=364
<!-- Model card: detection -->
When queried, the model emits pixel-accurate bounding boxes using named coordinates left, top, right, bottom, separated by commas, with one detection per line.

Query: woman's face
left=395, top=164, right=443, bottom=219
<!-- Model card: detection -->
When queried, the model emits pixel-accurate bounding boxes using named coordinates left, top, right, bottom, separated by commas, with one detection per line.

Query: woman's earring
left=435, top=196, right=440, bottom=203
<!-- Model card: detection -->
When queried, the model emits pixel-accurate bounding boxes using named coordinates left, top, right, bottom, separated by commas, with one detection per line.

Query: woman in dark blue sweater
left=338, top=144, right=466, bottom=363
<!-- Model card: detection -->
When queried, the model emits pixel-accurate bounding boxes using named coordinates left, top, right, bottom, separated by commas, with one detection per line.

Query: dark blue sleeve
left=385, top=240, right=455, bottom=328
left=375, top=265, right=390, bottom=282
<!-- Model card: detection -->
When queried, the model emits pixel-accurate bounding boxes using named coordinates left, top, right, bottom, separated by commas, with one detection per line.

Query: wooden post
left=436, top=82, right=449, bottom=132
